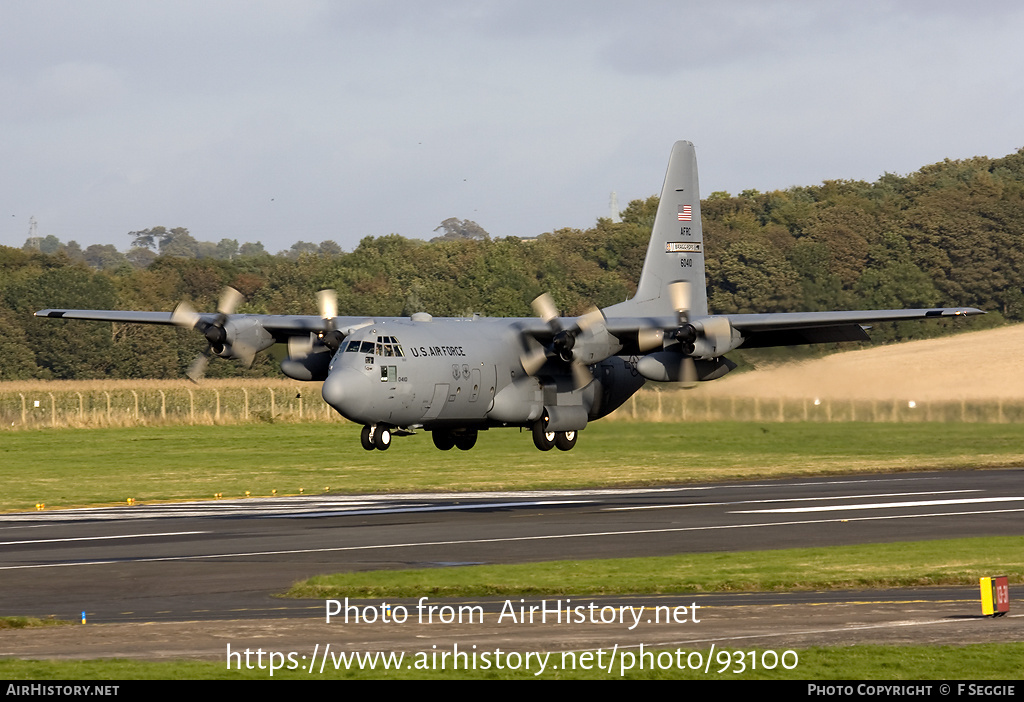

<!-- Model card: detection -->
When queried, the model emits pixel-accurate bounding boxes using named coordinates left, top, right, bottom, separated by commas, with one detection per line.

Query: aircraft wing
left=722, top=307, right=983, bottom=329
left=601, top=306, right=983, bottom=352
left=35, top=309, right=183, bottom=325
left=33, top=309, right=376, bottom=341
left=722, top=307, right=983, bottom=348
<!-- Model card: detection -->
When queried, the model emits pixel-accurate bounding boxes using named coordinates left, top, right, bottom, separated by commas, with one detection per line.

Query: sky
left=2, top=1, right=1022, bottom=254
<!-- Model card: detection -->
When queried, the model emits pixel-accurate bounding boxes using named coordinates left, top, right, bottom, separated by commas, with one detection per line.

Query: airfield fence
left=1, top=382, right=1022, bottom=430
left=614, top=389, right=1024, bottom=425
left=0, top=380, right=340, bottom=430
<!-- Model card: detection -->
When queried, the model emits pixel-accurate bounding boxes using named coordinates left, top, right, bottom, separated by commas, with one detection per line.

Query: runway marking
left=735, top=496, right=1024, bottom=514
left=2, top=506, right=1021, bottom=571
left=606, top=490, right=980, bottom=511
left=2, top=478, right=950, bottom=521
left=0, top=477, right=951, bottom=523
left=0, top=531, right=207, bottom=546
left=273, top=500, right=591, bottom=519
left=0, top=498, right=591, bottom=522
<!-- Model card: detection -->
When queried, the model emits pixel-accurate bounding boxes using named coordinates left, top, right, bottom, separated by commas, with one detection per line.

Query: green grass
left=2, top=421, right=1023, bottom=512
left=3, top=421, right=1021, bottom=681
left=287, top=537, right=1024, bottom=598
left=1, top=643, right=1021, bottom=679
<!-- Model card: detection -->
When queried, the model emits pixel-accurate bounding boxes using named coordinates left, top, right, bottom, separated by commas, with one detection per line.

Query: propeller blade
left=288, top=333, right=317, bottom=359
left=318, top=289, right=338, bottom=321
left=186, top=348, right=212, bottom=383
left=680, top=356, right=698, bottom=389
left=531, top=293, right=559, bottom=326
left=217, top=286, right=244, bottom=316
left=576, top=307, right=604, bottom=333
left=171, top=301, right=200, bottom=329
left=668, top=281, right=691, bottom=323
left=571, top=361, right=594, bottom=390
left=519, top=335, right=548, bottom=375
left=637, top=328, right=664, bottom=352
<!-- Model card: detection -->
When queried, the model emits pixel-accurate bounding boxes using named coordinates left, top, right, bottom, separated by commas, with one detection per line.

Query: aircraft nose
left=321, top=368, right=371, bottom=421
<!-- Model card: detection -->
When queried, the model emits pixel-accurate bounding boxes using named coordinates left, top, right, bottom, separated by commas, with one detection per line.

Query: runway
left=1, top=468, right=1021, bottom=628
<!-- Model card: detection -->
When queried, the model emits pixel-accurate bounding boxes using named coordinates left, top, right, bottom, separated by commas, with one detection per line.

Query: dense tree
left=238, top=241, right=267, bottom=257
left=431, top=218, right=489, bottom=242
left=1, top=146, right=1020, bottom=379
left=82, top=244, right=127, bottom=272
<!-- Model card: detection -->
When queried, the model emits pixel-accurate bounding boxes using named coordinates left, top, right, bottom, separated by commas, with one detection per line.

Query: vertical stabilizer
left=604, top=141, right=708, bottom=319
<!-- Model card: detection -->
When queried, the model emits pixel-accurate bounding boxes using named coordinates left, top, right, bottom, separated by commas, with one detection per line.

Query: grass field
left=3, top=421, right=1023, bottom=512
left=287, top=536, right=1024, bottom=598
left=2, top=420, right=1020, bottom=681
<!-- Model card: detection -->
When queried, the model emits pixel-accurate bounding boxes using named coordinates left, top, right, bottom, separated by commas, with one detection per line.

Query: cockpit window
left=376, top=335, right=404, bottom=358
left=341, top=336, right=404, bottom=357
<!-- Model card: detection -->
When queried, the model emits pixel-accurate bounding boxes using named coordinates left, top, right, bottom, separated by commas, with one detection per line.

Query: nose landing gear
left=360, top=424, right=392, bottom=451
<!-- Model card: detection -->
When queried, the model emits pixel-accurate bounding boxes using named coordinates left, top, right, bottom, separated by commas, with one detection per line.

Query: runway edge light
left=980, top=576, right=1010, bottom=617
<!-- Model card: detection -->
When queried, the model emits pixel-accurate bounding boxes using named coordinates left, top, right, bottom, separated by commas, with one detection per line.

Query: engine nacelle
left=488, top=377, right=544, bottom=424
left=636, top=352, right=736, bottom=382
left=280, top=351, right=332, bottom=381
left=570, top=318, right=622, bottom=366
left=679, top=317, right=742, bottom=359
left=215, top=318, right=275, bottom=360
left=543, top=405, right=588, bottom=432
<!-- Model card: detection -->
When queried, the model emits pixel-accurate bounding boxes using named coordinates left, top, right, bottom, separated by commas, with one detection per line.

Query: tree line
left=2, top=147, right=1021, bottom=380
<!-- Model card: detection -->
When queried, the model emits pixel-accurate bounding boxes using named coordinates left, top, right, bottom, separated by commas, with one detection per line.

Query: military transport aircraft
left=36, top=141, right=982, bottom=452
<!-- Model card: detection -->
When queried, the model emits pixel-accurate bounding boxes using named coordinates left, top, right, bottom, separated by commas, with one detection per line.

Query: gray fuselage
left=319, top=316, right=643, bottom=432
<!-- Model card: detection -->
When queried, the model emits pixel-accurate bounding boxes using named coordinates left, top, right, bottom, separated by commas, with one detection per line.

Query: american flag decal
left=677, top=205, right=692, bottom=221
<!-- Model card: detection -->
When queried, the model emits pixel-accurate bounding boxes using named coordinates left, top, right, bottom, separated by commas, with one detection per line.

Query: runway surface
left=0, top=469, right=1021, bottom=661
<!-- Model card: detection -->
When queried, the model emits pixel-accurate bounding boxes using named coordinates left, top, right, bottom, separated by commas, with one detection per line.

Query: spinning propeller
left=519, top=293, right=612, bottom=389
left=667, top=281, right=698, bottom=387
left=287, top=289, right=345, bottom=361
left=171, top=286, right=250, bottom=382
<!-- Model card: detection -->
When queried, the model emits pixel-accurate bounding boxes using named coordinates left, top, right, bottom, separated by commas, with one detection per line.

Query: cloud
left=0, top=1, right=1022, bottom=251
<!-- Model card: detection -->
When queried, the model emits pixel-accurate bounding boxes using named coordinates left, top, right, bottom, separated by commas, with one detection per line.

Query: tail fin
left=605, top=141, right=708, bottom=319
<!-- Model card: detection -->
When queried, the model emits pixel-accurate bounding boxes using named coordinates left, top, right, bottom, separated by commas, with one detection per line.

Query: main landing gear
left=360, top=424, right=392, bottom=451
left=431, top=429, right=478, bottom=451
left=532, top=421, right=578, bottom=451
left=360, top=423, right=576, bottom=452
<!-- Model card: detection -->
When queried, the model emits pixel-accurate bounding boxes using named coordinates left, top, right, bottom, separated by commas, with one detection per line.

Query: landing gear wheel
left=555, top=430, right=577, bottom=451
left=432, top=431, right=455, bottom=451
left=373, top=425, right=392, bottom=451
left=454, top=431, right=478, bottom=451
left=360, top=425, right=375, bottom=451
left=532, top=420, right=556, bottom=451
